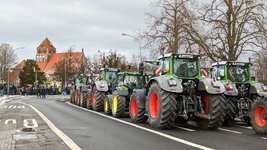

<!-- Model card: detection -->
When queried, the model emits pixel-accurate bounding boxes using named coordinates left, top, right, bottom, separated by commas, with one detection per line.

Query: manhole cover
left=13, top=128, right=38, bottom=140
left=21, top=127, right=35, bottom=132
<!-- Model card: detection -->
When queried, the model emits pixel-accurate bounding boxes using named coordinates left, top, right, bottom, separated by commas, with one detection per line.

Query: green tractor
left=211, top=61, right=267, bottom=133
left=83, top=73, right=97, bottom=110
left=109, top=71, right=149, bottom=118
left=70, top=77, right=87, bottom=107
left=130, top=53, right=227, bottom=129
left=91, top=68, right=120, bottom=111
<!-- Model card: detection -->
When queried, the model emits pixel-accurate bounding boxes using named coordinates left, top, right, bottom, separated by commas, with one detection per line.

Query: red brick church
left=10, top=38, right=86, bottom=86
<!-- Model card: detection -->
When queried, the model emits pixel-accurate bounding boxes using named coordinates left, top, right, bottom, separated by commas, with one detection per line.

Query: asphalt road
left=7, top=95, right=267, bottom=150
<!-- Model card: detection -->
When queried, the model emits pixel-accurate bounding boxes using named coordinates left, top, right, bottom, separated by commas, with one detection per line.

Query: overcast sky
left=0, top=0, right=152, bottom=62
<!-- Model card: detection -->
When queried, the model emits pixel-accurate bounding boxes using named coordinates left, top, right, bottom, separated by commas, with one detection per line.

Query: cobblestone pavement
left=0, top=97, right=70, bottom=150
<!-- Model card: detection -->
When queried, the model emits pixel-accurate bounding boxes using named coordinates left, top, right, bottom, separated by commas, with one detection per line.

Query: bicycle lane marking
left=19, top=102, right=81, bottom=150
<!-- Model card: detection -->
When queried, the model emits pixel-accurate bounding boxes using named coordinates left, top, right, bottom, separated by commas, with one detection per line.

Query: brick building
left=10, top=38, right=86, bottom=86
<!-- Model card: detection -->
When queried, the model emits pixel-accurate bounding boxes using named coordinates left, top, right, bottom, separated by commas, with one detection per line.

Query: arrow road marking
left=20, top=102, right=81, bottom=150
left=68, top=102, right=214, bottom=150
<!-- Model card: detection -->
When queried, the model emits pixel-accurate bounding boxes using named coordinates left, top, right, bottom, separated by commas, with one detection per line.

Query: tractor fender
left=146, top=76, right=183, bottom=93
left=116, top=86, right=129, bottom=96
left=198, top=78, right=225, bottom=94
left=132, top=89, right=146, bottom=108
left=250, top=83, right=264, bottom=94
left=221, top=82, right=238, bottom=96
left=95, top=80, right=109, bottom=92
left=250, top=83, right=267, bottom=98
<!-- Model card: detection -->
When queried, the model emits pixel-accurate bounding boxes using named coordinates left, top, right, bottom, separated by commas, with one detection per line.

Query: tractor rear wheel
left=250, top=98, right=267, bottom=134
left=81, top=93, right=87, bottom=108
left=112, top=91, right=126, bottom=118
left=104, top=96, right=112, bottom=115
left=92, top=89, right=105, bottom=111
left=129, top=93, right=147, bottom=123
left=86, top=93, right=92, bottom=110
left=223, top=97, right=238, bottom=125
left=196, top=94, right=226, bottom=129
left=147, top=82, right=177, bottom=129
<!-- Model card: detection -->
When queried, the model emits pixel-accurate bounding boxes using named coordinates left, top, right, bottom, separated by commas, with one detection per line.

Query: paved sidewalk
left=0, top=98, right=70, bottom=150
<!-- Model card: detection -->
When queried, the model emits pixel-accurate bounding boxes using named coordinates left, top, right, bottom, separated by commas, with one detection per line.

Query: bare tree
left=0, top=43, right=18, bottom=81
left=140, top=0, right=195, bottom=55
left=185, top=0, right=267, bottom=61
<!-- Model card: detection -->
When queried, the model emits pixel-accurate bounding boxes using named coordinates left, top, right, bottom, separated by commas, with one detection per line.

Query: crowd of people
left=0, top=84, right=71, bottom=96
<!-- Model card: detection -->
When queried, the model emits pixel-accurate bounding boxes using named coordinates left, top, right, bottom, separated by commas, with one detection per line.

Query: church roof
left=37, top=37, right=56, bottom=50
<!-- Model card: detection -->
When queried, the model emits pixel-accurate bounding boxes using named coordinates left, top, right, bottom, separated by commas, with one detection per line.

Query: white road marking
left=24, top=119, right=38, bottom=128
left=20, top=102, right=81, bottom=150
left=261, top=137, right=267, bottom=140
left=4, top=119, right=16, bottom=124
left=18, top=105, right=25, bottom=108
left=0, top=100, right=9, bottom=106
left=9, top=105, right=17, bottom=108
left=232, top=124, right=252, bottom=130
left=68, top=102, right=213, bottom=150
left=174, top=126, right=195, bottom=132
left=218, top=128, right=242, bottom=134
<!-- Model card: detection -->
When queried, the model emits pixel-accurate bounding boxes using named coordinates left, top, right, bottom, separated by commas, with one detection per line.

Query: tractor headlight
left=168, top=79, right=177, bottom=86
left=225, top=84, right=233, bottom=90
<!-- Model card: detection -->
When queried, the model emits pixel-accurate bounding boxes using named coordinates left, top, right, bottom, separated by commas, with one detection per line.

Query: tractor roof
left=211, top=61, right=251, bottom=66
left=100, top=68, right=120, bottom=72
left=159, top=53, right=199, bottom=59
left=118, top=72, right=140, bottom=76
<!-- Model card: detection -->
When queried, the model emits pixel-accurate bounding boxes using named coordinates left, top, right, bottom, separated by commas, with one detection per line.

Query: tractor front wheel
left=223, top=97, right=238, bottom=125
left=250, top=98, right=267, bottom=134
left=147, top=82, right=177, bottom=129
left=196, top=94, right=226, bottom=129
left=92, top=89, right=105, bottom=111
left=129, top=93, right=147, bottom=123
left=104, top=96, right=112, bottom=115
left=111, top=91, right=126, bottom=118
left=86, top=93, right=92, bottom=110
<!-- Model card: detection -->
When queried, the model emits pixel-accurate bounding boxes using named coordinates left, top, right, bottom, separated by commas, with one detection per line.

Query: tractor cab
left=99, top=68, right=120, bottom=84
left=157, top=53, right=201, bottom=79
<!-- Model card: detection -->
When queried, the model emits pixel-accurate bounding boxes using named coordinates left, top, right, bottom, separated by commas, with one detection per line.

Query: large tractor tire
left=70, top=92, right=75, bottom=103
left=74, top=91, right=79, bottom=105
left=81, top=93, right=87, bottom=108
left=129, top=93, right=147, bottom=123
left=79, top=93, right=83, bottom=106
left=86, top=92, right=92, bottom=110
left=147, top=82, right=177, bottom=129
left=196, top=94, right=226, bottom=129
left=111, top=91, right=126, bottom=118
left=250, top=98, right=267, bottom=134
left=223, top=97, right=238, bottom=125
left=92, top=89, right=105, bottom=111
left=104, top=95, right=112, bottom=115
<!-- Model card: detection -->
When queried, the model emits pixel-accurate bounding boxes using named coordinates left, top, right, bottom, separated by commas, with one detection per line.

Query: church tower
left=36, top=37, right=56, bottom=63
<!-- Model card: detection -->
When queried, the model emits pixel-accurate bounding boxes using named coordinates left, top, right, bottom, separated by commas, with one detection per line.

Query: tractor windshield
left=228, top=65, right=249, bottom=83
left=124, top=75, right=144, bottom=89
left=173, top=58, right=198, bottom=78
left=105, top=71, right=117, bottom=83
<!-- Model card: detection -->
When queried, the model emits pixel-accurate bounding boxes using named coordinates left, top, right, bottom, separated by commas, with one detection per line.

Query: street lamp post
left=121, top=33, right=143, bottom=62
